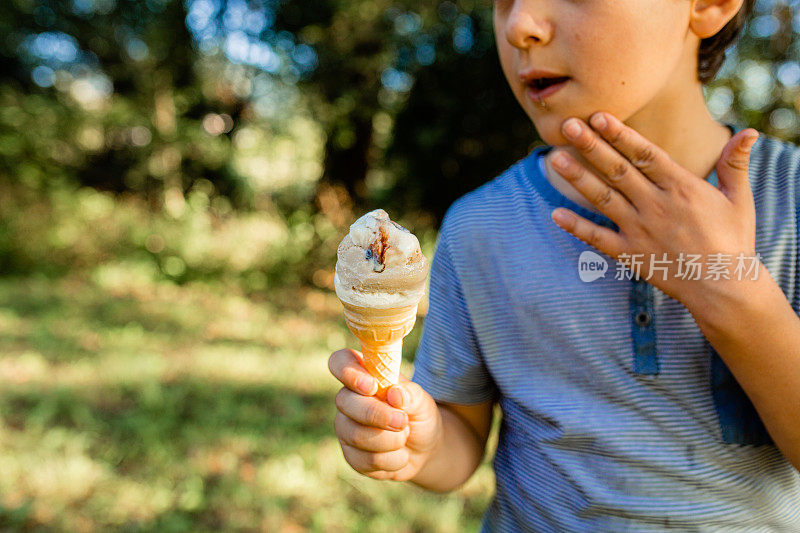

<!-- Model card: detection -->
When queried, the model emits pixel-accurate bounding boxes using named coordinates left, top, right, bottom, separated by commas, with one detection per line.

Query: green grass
left=0, top=267, right=497, bottom=531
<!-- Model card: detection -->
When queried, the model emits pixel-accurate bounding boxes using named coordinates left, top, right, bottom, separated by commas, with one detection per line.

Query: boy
left=330, top=0, right=800, bottom=530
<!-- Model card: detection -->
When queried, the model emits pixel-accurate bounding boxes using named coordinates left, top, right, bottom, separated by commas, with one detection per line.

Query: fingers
left=726, top=129, right=759, bottom=167
left=552, top=208, right=627, bottom=260
left=335, top=387, right=408, bottom=431
left=328, top=349, right=378, bottom=396
left=586, top=112, right=684, bottom=190
left=550, top=149, right=636, bottom=227
left=385, top=381, right=435, bottom=421
left=335, top=406, right=411, bottom=476
left=334, top=412, right=409, bottom=452
left=559, top=118, right=655, bottom=205
left=340, top=442, right=410, bottom=474
left=717, top=129, right=758, bottom=208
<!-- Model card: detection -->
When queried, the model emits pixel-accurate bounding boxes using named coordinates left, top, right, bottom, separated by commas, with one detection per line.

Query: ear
left=689, top=0, right=746, bottom=39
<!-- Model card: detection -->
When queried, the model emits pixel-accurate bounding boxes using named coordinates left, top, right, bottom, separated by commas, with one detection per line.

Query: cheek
left=573, top=7, right=685, bottom=90
left=573, top=24, right=634, bottom=80
left=571, top=27, right=668, bottom=104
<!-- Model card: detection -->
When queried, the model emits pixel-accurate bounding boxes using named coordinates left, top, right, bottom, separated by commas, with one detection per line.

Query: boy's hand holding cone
left=328, top=348, right=442, bottom=481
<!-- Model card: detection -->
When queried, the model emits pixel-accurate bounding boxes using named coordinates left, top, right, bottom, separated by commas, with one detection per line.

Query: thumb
left=716, top=128, right=758, bottom=206
left=386, top=377, right=435, bottom=421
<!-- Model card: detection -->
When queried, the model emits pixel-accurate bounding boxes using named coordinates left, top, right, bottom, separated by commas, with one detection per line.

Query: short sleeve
left=411, top=226, right=498, bottom=404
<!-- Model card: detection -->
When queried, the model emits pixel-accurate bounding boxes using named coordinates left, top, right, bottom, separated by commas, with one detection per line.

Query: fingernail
left=357, top=377, right=375, bottom=395
left=551, top=152, right=569, bottom=170
left=590, top=113, right=607, bottom=131
left=388, top=387, right=404, bottom=408
left=743, top=135, right=758, bottom=150
left=552, top=209, right=574, bottom=225
left=389, top=412, right=406, bottom=430
left=563, top=119, right=581, bottom=138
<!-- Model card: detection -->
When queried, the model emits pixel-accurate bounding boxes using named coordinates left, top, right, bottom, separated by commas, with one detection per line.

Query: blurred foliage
left=0, top=181, right=365, bottom=291
left=710, top=0, right=800, bottom=134
left=0, top=0, right=253, bottom=206
left=0, top=269, right=496, bottom=530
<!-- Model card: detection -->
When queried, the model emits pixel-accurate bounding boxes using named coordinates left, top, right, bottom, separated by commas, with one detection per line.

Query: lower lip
left=526, top=78, right=569, bottom=103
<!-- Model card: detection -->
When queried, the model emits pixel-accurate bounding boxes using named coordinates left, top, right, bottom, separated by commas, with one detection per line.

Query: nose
left=503, top=1, right=552, bottom=49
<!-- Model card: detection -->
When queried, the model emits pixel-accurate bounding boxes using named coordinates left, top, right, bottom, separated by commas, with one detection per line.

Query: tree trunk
left=314, top=112, right=374, bottom=227
left=319, top=113, right=374, bottom=202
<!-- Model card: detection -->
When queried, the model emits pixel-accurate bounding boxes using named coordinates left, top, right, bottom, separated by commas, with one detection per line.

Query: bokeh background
left=0, top=0, right=798, bottom=530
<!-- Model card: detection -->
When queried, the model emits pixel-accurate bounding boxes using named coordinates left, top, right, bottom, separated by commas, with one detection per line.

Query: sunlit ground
left=0, top=265, right=497, bottom=531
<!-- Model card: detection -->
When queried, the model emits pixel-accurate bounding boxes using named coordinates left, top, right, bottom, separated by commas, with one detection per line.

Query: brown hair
left=697, top=0, right=756, bottom=84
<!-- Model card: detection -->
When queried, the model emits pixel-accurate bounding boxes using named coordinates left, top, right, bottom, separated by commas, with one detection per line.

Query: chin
left=531, top=117, right=573, bottom=147
left=531, top=107, right=607, bottom=147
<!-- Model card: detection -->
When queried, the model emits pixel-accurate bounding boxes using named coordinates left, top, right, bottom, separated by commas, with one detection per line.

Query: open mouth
left=530, top=76, right=570, bottom=90
left=525, top=76, right=570, bottom=104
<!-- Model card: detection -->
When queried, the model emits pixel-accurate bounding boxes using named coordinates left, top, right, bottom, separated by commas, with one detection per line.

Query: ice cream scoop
left=334, top=209, right=429, bottom=397
left=334, top=209, right=428, bottom=309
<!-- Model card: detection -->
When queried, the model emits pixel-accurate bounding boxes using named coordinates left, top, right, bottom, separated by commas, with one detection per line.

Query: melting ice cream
left=334, top=209, right=428, bottom=309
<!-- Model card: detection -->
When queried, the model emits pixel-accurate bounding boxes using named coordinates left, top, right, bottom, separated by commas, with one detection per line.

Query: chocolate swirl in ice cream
left=335, top=209, right=428, bottom=309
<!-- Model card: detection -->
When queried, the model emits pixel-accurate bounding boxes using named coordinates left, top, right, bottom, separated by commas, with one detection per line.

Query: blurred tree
left=0, top=0, right=540, bottom=227
left=380, top=5, right=535, bottom=223
left=0, top=0, right=252, bottom=209
left=273, top=0, right=536, bottom=225
left=709, top=0, right=800, bottom=140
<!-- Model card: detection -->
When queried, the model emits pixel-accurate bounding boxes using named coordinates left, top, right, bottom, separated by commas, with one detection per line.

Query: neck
left=623, top=83, right=733, bottom=181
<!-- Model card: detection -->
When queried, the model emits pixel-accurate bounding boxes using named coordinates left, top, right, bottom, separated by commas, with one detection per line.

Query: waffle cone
left=341, top=301, right=418, bottom=397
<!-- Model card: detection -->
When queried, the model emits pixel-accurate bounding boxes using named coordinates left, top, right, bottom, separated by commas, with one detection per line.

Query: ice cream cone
left=341, top=301, right=418, bottom=398
left=335, top=209, right=428, bottom=398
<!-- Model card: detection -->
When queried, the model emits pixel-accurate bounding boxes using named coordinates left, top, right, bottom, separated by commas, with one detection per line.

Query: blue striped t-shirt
left=412, top=125, right=800, bottom=532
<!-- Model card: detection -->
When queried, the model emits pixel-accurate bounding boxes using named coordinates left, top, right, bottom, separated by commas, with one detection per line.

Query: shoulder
left=748, top=133, right=800, bottom=219
left=750, top=133, right=800, bottom=185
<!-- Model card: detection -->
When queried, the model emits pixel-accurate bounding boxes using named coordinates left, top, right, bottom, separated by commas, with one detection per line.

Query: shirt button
left=635, top=310, right=651, bottom=327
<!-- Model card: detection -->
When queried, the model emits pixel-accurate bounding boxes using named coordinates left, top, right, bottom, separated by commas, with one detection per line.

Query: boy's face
left=494, top=0, right=696, bottom=145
